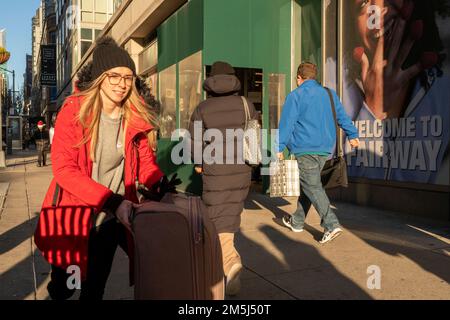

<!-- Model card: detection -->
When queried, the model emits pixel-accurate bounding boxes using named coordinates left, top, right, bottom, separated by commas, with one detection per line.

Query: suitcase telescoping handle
left=130, top=205, right=136, bottom=231
left=189, top=197, right=203, bottom=244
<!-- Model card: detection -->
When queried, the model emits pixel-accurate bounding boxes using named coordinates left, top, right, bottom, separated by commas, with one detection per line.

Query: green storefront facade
left=153, top=0, right=322, bottom=195
left=137, top=0, right=449, bottom=219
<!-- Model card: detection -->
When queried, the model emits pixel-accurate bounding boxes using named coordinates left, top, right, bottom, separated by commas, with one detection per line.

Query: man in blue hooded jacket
left=277, top=62, right=359, bottom=244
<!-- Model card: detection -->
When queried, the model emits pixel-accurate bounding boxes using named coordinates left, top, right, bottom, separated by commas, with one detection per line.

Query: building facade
left=58, top=0, right=450, bottom=220
left=23, top=55, right=33, bottom=116
left=0, top=28, right=8, bottom=102
left=0, top=28, right=8, bottom=150
left=55, top=0, right=122, bottom=106
left=0, top=28, right=6, bottom=48
left=31, top=5, right=43, bottom=118
left=30, top=0, right=58, bottom=123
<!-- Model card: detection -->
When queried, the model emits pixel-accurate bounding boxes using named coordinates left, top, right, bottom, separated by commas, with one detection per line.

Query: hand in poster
left=353, top=1, right=436, bottom=119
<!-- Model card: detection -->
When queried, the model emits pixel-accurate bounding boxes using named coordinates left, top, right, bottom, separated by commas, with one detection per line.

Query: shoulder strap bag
left=321, top=88, right=349, bottom=189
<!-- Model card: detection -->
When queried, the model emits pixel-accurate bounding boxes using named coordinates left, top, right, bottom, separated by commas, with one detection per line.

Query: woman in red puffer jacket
left=34, top=36, right=172, bottom=300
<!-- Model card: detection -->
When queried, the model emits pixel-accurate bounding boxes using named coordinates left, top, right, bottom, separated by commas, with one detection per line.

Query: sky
left=0, top=0, right=42, bottom=93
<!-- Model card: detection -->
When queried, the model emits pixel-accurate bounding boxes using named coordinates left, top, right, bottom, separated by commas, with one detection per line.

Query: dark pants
left=47, top=219, right=129, bottom=300
left=37, top=149, right=47, bottom=166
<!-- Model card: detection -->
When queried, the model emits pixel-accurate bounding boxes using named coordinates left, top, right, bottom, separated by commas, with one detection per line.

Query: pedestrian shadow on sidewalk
left=245, top=193, right=291, bottom=219
left=234, top=224, right=373, bottom=300
left=6, top=159, right=39, bottom=167
left=0, top=216, right=38, bottom=254
left=247, top=192, right=450, bottom=288
left=334, top=205, right=450, bottom=285
left=0, top=216, right=51, bottom=299
left=245, top=194, right=324, bottom=242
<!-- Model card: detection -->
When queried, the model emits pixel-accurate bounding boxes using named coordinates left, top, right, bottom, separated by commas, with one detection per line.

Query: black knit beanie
left=91, top=36, right=136, bottom=80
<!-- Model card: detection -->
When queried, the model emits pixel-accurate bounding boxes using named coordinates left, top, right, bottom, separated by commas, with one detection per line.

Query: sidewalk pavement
left=0, top=151, right=449, bottom=300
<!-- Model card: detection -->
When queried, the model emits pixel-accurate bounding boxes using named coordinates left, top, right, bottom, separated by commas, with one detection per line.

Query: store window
left=81, top=11, right=93, bottom=23
left=139, top=41, right=158, bottom=74
left=179, top=51, right=202, bottom=130
left=81, top=41, right=92, bottom=58
left=139, top=40, right=159, bottom=115
left=95, top=13, right=107, bottom=23
left=324, top=0, right=338, bottom=90
left=146, top=73, right=158, bottom=100
left=268, top=74, right=286, bottom=130
left=293, top=0, right=322, bottom=83
left=159, top=65, right=177, bottom=138
left=80, top=27, right=93, bottom=57
left=81, top=0, right=93, bottom=11
left=95, top=29, right=102, bottom=39
left=81, top=28, right=92, bottom=40
left=95, top=0, right=107, bottom=13
left=140, top=73, right=159, bottom=115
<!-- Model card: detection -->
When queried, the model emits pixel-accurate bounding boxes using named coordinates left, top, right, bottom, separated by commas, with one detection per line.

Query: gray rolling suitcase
left=132, top=193, right=224, bottom=300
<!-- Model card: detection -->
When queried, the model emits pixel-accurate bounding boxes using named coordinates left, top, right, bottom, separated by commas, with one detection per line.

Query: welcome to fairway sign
left=41, top=45, right=56, bottom=86
left=340, top=1, right=450, bottom=186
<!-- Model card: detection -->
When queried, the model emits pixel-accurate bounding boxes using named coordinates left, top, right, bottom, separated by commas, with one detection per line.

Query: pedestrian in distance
left=34, top=36, right=178, bottom=300
left=33, top=120, right=50, bottom=167
left=277, top=62, right=360, bottom=244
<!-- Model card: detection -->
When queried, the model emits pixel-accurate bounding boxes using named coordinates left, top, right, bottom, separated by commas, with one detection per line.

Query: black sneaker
left=282, top=215, right=304, bottom=233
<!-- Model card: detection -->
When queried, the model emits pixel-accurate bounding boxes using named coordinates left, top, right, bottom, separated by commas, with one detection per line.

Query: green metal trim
left=176, top=62, right=180, bottom=130
left=157, top=0, right=203, bottom=71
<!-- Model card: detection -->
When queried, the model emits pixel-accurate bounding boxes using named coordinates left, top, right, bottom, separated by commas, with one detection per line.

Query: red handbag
left=34, top=184, right=94, bottom=279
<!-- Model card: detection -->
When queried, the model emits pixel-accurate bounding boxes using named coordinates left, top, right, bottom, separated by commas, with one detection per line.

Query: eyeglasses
left=106, top=73, right=134, bottom=86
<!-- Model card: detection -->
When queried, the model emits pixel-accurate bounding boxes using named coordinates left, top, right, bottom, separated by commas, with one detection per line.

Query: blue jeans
left=291, top=155, right=340, bottom=232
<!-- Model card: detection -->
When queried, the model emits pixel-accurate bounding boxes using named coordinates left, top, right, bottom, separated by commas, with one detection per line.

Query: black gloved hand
left=138, top=173, right=182, bottom=202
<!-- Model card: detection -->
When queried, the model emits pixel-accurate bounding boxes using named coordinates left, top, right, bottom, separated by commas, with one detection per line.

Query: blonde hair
left=74, top=72, right=159, bottom=161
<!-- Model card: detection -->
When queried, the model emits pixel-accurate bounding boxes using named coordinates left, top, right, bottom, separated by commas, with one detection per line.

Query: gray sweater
left=92, top=112, right=125, bottom=226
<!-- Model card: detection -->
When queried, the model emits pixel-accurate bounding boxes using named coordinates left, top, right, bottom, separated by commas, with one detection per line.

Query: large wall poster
left=341, top=0, right=450, bottom=185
